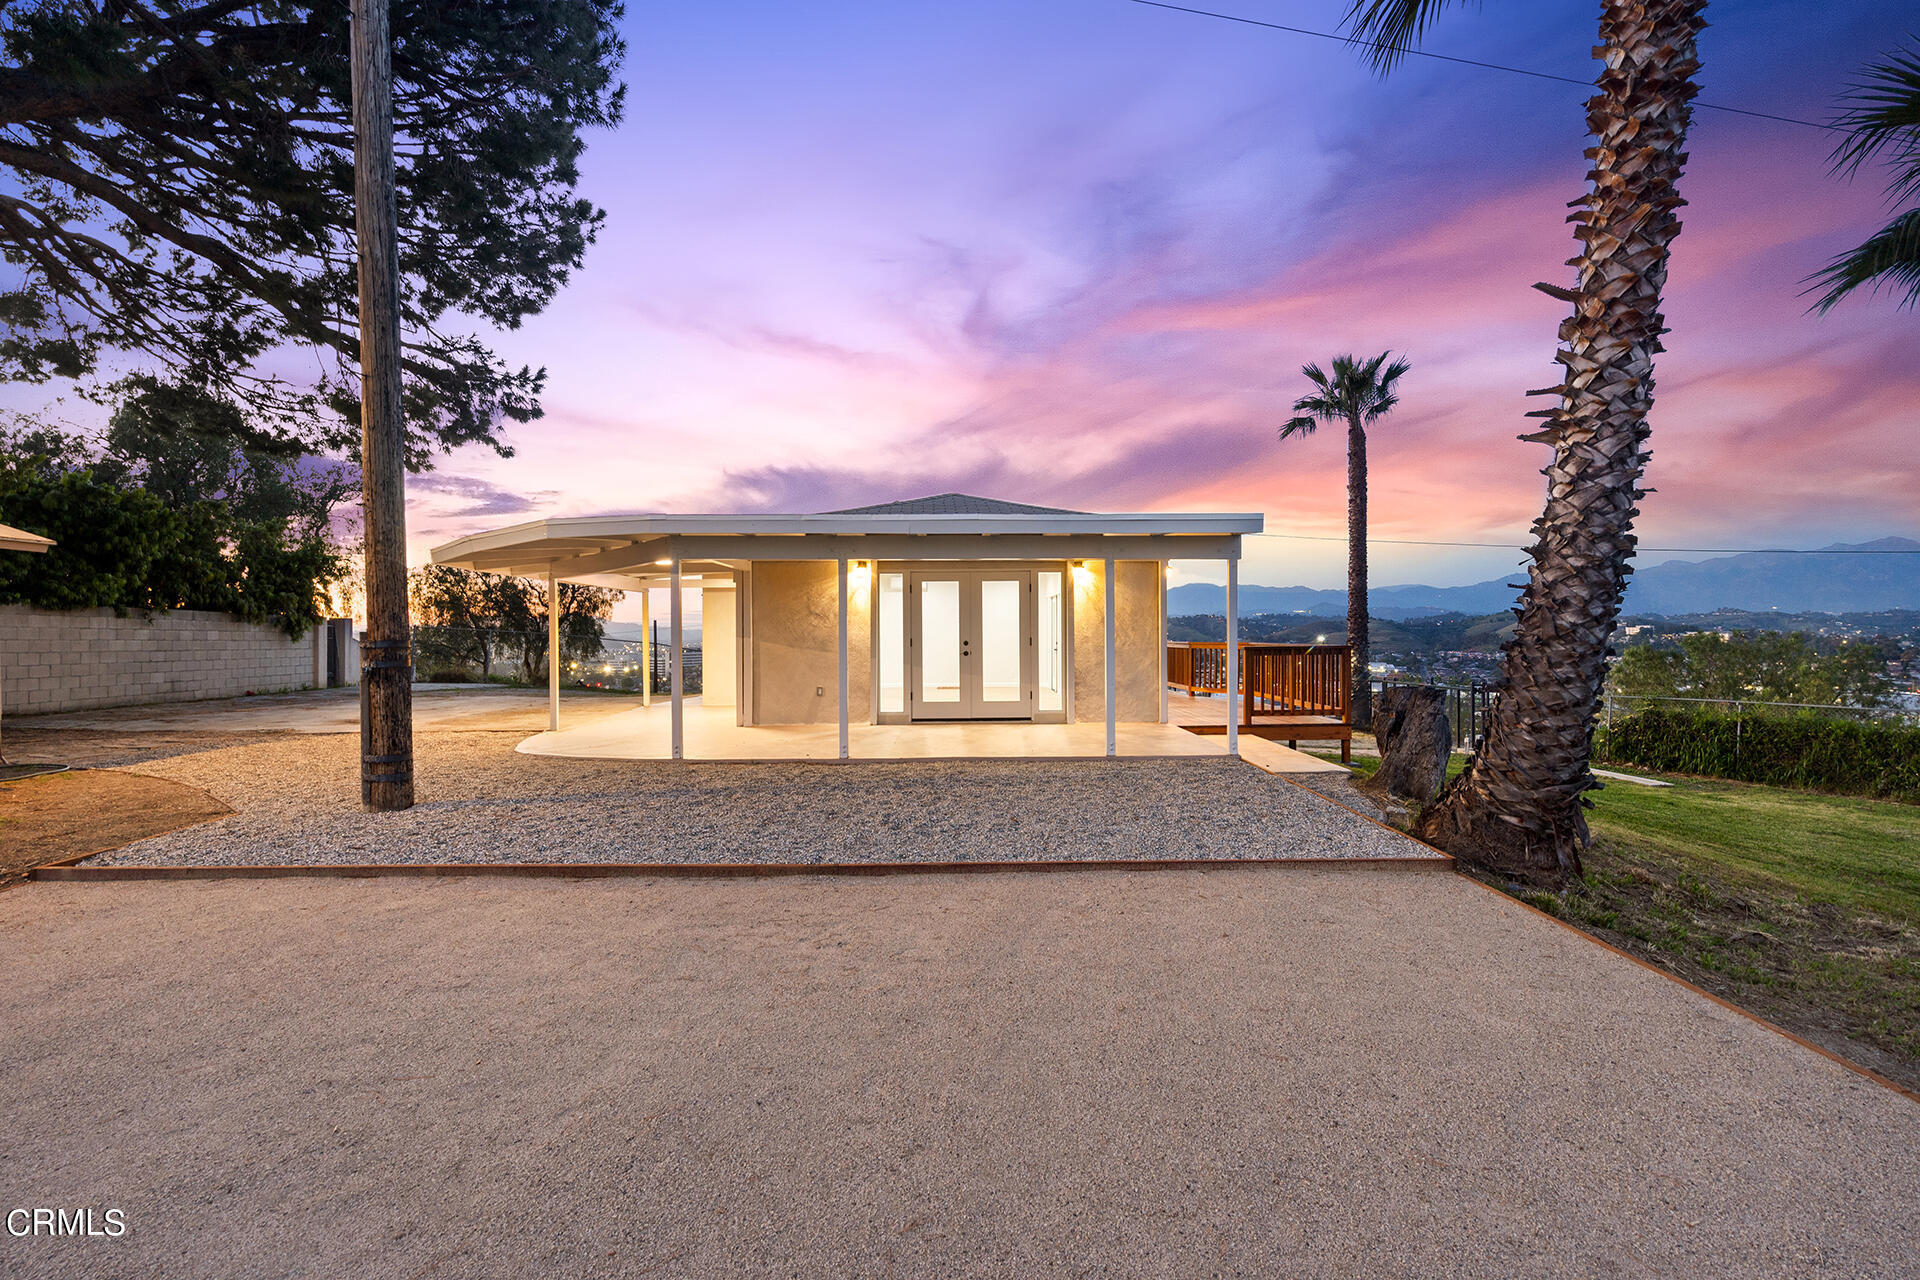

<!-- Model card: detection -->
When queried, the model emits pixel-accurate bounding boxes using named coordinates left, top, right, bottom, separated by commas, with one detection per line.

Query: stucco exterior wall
left=1071, top=560, right=1163, bottom=723
left=0, top=604, right=322, bottom=715
left=748, top=562, right=871, bottom=725
left=701, top=586, right=737, bottom=707
left=1116, top=560, right=1164, bottom=721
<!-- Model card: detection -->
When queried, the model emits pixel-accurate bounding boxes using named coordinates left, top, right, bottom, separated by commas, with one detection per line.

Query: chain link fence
left=413, top=625, right=702, bottom=695
left=1601, top=691, right=1915, bottom=729
left=1373, top=679, right=1914, bottom=754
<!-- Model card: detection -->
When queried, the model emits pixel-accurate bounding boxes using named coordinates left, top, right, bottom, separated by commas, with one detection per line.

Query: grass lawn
left=1319, top=753, right=1920, bottom=1088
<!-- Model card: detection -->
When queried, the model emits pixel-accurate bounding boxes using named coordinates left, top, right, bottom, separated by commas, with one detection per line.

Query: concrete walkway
left=3, top=868, right=1914, bottom=1278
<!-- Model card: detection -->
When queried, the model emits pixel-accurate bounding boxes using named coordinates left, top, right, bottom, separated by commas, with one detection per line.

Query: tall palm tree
left=1342, top=0, right=1707, bottom=884
left=1279, top=351, right=1411, bottom=731
left=1809, top=40, right=1920, bottom=312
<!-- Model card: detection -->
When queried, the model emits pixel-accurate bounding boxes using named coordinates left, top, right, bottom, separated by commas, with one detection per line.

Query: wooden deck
left=1166, top=642, right=1355, bottom=763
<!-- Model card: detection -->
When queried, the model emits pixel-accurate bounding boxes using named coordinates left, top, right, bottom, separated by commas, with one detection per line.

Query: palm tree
left=1279, top=351, right=1410, bottom=731
left=1341, top=0, right=1707, bottom=884
left=1809, top=40, right=1920, bottom=312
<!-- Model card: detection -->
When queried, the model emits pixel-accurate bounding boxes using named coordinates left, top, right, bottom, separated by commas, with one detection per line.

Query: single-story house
left=430, top=494, right=1261, bottom=759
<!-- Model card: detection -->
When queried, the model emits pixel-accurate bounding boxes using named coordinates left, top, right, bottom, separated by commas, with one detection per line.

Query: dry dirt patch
left=0, top=768, right=230, bottom=884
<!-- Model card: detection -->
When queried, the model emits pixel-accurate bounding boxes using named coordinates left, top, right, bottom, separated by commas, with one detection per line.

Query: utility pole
left=351, top=0, right=413, bottom=810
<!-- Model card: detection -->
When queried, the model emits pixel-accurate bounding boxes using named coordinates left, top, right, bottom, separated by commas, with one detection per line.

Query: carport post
left=1225, top=555, right=1239, bottom=759
left=547, top=571, right=559, bottom=732
left=1159, top=561, right=1168, bottom=724
left=670, top=559, right=684, bottom=760
left=837, top=556, right=850, bottom=760
left=639, top=586, right=652, bottom=707
left=1103, top=556, right=1116, bottom=758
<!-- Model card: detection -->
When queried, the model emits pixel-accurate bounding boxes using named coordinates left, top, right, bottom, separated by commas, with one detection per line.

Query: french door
left=908, top=570, right=1035, bottom=720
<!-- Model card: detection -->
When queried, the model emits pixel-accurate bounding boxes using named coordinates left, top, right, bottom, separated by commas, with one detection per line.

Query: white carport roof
left=430, top=494, right=1261, bottom=588
left=0, top=523, right=54, bottom=553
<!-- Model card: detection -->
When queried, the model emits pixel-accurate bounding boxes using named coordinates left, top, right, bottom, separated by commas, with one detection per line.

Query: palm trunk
left=1347, top=409, right=1371, bottom=730
left=1416, top=0, right=1705, bottom=885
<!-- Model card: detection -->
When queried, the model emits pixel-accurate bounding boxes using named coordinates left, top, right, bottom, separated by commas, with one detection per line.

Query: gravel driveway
left=4, top=868, right=1915, bottom=1278
left=90, top=732, right=1437, bottom=867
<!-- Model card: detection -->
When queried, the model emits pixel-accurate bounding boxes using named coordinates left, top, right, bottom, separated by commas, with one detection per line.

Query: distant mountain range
left=1168, top=537, right=1920, bottom=620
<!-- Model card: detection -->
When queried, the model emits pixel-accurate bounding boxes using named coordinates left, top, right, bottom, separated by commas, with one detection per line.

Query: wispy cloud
left=401, top=0, right=1918, bottom=609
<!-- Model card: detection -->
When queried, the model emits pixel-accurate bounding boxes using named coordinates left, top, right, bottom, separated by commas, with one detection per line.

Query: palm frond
left=1341, top=0, right=1474, bottom=75
left=1829, top=41, right=1920, bottom=206
left=1279, top=350, right=1412, bottom=437
left=1807, top=207, right=1920, bottom=312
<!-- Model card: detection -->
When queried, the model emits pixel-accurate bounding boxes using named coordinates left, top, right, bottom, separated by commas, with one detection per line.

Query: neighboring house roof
left=431, top=495, right=1260, bottom=587
left=0, top=522, right=54, bottom=553
left=828, top=493, right=1086, bottom=517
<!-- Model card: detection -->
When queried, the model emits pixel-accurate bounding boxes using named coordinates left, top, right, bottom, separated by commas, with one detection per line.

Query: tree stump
left=1374, top=685, right=1452, bottom=802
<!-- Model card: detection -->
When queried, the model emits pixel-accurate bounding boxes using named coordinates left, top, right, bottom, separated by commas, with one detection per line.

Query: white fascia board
left=431, top=511, right=1262, bottom=565
left=0, top=523, right=55, bottom=553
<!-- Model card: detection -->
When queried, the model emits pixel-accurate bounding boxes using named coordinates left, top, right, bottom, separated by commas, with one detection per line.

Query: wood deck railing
left=1167, top=642, right=1352, bottom=726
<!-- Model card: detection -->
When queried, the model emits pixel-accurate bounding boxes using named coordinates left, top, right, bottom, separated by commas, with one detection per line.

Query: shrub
left=1597, top=706, right=1920, bottom=804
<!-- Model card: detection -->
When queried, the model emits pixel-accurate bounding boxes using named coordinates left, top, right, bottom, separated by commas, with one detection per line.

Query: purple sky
left=19, top=1, right=1920, bottom=619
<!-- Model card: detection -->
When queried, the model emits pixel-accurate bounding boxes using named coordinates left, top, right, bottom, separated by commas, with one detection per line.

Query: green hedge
left=1597, top=706, right=1920, bottom=804
left=1, top=461, right=335, bottom=637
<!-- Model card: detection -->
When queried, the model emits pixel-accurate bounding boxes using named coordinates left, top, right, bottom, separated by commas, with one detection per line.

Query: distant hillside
left=604, top=620, right=701, bottom=646
left=1170, top=611, right=1515, bottom=652
left=1169, top=537, right=1920, bottom=618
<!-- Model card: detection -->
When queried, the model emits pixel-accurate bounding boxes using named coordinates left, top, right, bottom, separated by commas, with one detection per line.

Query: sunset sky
left=31, top=1, right=1920, bottom=617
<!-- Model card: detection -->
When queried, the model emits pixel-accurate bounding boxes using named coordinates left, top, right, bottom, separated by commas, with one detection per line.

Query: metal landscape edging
left=30, top=854, right=1452, bottom=883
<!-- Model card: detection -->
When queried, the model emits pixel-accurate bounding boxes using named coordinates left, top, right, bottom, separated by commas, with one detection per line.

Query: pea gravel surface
left=92, top=731, right=1441, bottom=868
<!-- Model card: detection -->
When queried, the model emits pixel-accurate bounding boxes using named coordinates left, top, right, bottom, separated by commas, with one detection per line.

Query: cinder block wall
left=0, top=604, right=320, bottom=715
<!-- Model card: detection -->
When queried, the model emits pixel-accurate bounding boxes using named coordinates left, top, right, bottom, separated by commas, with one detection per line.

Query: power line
left=1247, top=532, right=1920, bottom=554
left=1125, top=0, right=1840, bottom=133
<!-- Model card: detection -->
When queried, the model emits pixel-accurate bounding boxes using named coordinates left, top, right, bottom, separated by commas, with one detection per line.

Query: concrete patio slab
left=2, top=867, right=1913, bottom=1279
left=520, top=698, right=1347, bottom=772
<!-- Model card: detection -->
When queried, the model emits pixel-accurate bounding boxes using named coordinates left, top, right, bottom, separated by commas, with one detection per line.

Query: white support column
left=837, top=556, right=850, bottom=761
left=669, top=559, right=684, bottom=760
left=1159, top=561, right=1169, bottom=724
left=547, top=571, right=560, bottom=732
left=640, top=586, right=652, bottom=708
left=1225, top=555, right=1240, bottom=759
left=1104, top=556, right=1117, bottom=758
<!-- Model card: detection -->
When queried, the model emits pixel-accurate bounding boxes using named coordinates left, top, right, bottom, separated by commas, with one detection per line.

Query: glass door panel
left=906, top=568, right=1044, bottom=720
left=978, top=578, right=1023, bottom=704
left=917, top=578, right=962, bottom=707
